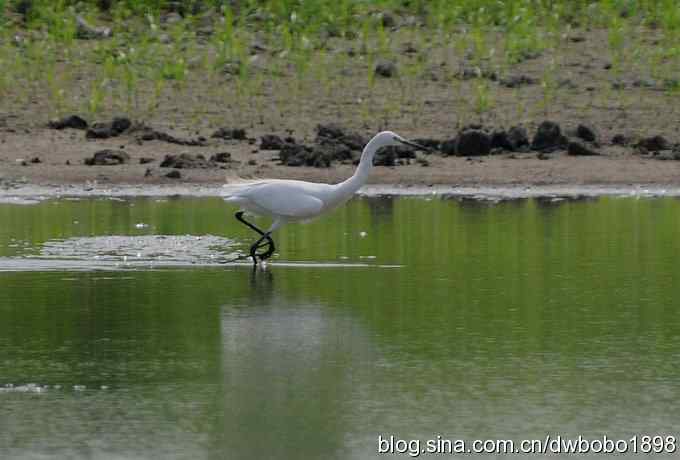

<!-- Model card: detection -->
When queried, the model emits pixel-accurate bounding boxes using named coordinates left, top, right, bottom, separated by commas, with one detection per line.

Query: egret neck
left=226, top=130, right=427, bottom=265
left=333, top=133, right=386, bottom=201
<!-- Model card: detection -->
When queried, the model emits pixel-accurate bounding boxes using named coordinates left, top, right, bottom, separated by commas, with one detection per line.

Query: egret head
left=373, top=131, right=431, bottom=152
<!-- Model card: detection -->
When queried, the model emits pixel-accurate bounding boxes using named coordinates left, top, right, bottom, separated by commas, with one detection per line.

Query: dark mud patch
left=531, top=121, right=568, bottom=152
left=86, top=117, right=132, bottom=139
left=256, top=119, right=677, bottom=167
left=136, top=127, right=207, bottom=146
left=278, top=143, right=333, bottom=167
left=84, top=118, right=207, bottom=146
left=374, top=60, right=397, bottom=78
left=266, top=124, right=432, bottom=167
left=269, top=124, right=368, bottom=167
left=260, top=134, right=287, bottom=150
left=210, top=152, right=232, bottom=163
left=491, top=127, right=530, bottom=152
left=84, top=149, right=130, bottom=165
left=157, top=152, right=236, bottom=169
left=160, top=153, right=212, bottom=169
left=636, top=135, right=670, bottom=152
left=456, top=130, right=492, bottom=156
left=575, top=124, right=598, bottom=143
left=315, top=123, right=366, bottom=150
left=612, top=134, right=632, bottom=146
left=499, top=74, right=537, bottom=88
left=567, top=141, right=600, bottom=156
left=211, top=127, right=247, bottom=141
left=48, top=115, right=88, bottom=130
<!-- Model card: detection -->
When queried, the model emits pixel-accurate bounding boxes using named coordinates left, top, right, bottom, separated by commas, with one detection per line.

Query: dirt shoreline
left=2, top=23, right=679, bottom=191
left=3, top=182, right=680, bottom=205
left=1, top=122, right=680, bottom=193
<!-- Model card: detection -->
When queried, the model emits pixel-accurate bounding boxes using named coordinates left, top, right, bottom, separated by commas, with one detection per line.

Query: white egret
left=225, top=131, right=428, bottom=265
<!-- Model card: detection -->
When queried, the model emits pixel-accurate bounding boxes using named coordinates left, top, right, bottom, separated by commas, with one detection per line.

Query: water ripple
left=38, top=234, right=238, bottom=263
left=0, top=235, right=242, bottom=271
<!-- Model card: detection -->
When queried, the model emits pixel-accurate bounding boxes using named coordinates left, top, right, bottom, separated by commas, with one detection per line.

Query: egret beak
left=397, top=138, right=433, bottom=152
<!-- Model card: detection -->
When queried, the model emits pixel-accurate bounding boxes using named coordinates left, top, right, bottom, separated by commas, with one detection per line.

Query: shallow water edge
left=3, top=183, right=680, bottom=204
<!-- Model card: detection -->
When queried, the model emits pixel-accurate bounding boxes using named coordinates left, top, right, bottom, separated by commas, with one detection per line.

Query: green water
left=1, top=196, right=679, bottom=459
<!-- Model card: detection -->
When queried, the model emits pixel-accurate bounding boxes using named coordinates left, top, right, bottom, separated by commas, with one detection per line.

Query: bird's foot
left=252, top=246, right=274, bottom=262
left=249, top=245, right=271, bottom=265
left=249, top=233, right=275, bottom=262
left=258, top=238, right=275, bottom=261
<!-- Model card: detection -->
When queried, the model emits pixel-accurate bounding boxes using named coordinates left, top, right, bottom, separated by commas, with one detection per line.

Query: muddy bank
left=2, top=117, right=680, bottom=191
left=4, top=0, right=680, bottom=196
left=2, top=18, right=680, bottom=191
left=3, top=183, right=680, bottom=205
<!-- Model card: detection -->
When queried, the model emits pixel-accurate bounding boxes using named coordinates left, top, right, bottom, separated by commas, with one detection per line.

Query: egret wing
left=250, top=185, right=325, bottom=218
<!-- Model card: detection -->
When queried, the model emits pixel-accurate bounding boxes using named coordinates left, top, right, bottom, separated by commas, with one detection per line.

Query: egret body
left=225, top=131, right=426, bottom=264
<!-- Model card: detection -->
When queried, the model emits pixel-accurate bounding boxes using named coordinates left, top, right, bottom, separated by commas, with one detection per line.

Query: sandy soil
left=1, top=27, right=679, bottom=190
left=1, top=126, right=680, bottom=189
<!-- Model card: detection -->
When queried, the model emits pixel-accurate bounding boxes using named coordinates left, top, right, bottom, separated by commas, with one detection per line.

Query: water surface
left=1, top=196, right=679, bottom=459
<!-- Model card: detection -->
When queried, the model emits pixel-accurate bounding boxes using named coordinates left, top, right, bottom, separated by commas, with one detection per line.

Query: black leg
left=236, top=211, right=265, bottom=236
left=235, top=211, right=275, bottom=265
left=257, top=234, right=275, bottom=260
left=249, top=234, right=274, bottom=264
left=253, top=236, right=273, bottom=252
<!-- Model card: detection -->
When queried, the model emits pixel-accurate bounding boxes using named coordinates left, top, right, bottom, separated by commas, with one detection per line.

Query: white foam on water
left=0, top=234, right=402, bottom=272
left=0, top=383, right=47, bottom=394
left=38, top=234, right=239, bottom=263
left=0, top=234, right=240, bottom=271
left=0, top=383, right=114, bottom=393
